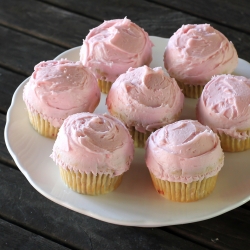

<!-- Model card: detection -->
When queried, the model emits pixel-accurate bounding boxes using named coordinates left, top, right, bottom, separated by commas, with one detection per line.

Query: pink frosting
left=197, top=74, right=250, bottom=139
left=80, top=17, right=153, bottom=82
left=164, top=24, right=238, bottom=85
left=106, top=66, right=184, bottom=133
left=145, top=120, right=224, bottom=183
left=23, top=59, right=101, bottom=127
left=51, top=113, right=134, bottom=177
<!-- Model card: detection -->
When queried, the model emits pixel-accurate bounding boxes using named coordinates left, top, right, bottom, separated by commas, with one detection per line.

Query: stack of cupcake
left=23, top=17, right=250, bottom=202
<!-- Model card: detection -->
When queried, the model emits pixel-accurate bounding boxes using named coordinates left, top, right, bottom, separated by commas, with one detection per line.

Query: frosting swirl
left=80, top=18, right=153, bottom=82
left=51, top=113, right=134, bottom=177
left=23, top=59, right=100, bottom=127
left=106, top=66, right=184, bottom=132
left=164, top=24, right=238, bottom=85
left=197, top=74, right=250, bottom=139
left=145, top=120, right=224, bottom=183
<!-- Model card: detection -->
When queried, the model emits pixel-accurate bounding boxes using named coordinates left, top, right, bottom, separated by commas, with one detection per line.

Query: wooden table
left=1, top=1, right=250, bottom=249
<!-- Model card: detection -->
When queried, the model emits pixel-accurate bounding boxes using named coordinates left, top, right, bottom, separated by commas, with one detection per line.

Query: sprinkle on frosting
left=23, top=59, right=101, bottom=127
left=164, top=24, right=238, bottom=86
left=145, top=120, right=224, bottom=183
left=197, top=74, right=250, bottom=139
left=51, top=113, right=134, bottom=177
left=106, top=65, right=184, bottom=132
left=80, top=18, right=153, bottom=82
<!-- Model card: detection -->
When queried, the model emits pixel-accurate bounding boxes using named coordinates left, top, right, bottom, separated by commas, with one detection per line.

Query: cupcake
left=80, top=17, right=153, bottom=93
left=51, top=112, right=134, bottom=195
left=23, top=59, right=101, bottom=138
left=164, top=24, right=238, bottom=98
left=106, top=66, right=184, bottom=147
left=197, top=74, right=250, bottom=152
left=145, top=120, right=224, bottom=202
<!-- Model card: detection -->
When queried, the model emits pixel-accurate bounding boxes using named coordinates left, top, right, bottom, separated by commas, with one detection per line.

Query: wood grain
left=0, top=67, right=26, bottom=114
left=0, top=0, right=100, bottom=48
left=40, top=0, right=250, bottom=62
left=0, top=114, right=16, bottom=166
left=167, top=207, right=250, bottom=250
left=0, top=26, right=64, bottom=75
left=150, top=0, right=250, bottom=34
left=0, top=164, right=207, bottom=250
left=0, top=219, right=69, bottom=250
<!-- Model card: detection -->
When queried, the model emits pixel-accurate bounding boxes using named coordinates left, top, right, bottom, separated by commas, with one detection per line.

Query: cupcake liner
left=218, top=131, right=250, bottom=152
left=177, top=81, right=204, bottom=99
left=59, top=167, right=123, bottom=195
left=128, top=111, right=182, bottom=148
left=129, top=127, right=152, bottom=148
left=150, top=172, right=218, bottom=202
left=98, top=79, right=113, bottom=94
left=28, top=111, right=59, bottom=139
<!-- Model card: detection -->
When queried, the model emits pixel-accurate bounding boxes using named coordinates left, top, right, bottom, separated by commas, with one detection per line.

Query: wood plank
left=40, top=0, right=250, bottom=62
left=0, top=114, right=16, bottom=166
left=0, top=218, right=69, bottom=250
left=167, top=207, right=250, bottom=250
left=0, top=1, right=249, bottom=249
left=0, top=67, right=26, bottom=114
left=0, top=26, right=65, bottom=75
left=0, top=68, right=25, bottom=166
left=243, top=201, right=250, bottom=210
left=0, top=0, right=100, bottom=48
left=39, top=0, right=221, bottom=37
left=149, top=0, right=250, bottom=34
left=0, top=164, right=207, bottom=250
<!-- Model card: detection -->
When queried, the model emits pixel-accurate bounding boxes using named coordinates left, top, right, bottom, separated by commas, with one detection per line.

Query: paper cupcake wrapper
left=218, top=131, right=250, bottom=152
left=150, top=172, right=218, bottom=202
left=177, top=81, right=204, bottom=99
left=129, top=127, right=152, bottom=148
left=98, top=79, right=113, bottom=94
left=59, top=167, right=123, bottom=195
left=28, top=111, right=59, bottom=139
left=129, top=111, right=182, bottom=148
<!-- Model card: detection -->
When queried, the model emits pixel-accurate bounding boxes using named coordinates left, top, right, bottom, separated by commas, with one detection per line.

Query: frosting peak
left=51, top=113, right=134, bottom=177
left=23, top=59, right=100, bottom=127
left=197, top=74, right=250, bottom=138
left=164, top=24, right=238, bottom=85
left=162, top=120, right=216, bottom=158
left=80, top=18, right=153, bottom=82
left=145, top=120, right=224, bottom=183
left=106, top=66, right=184, bottom=132
left=71, top=116, right=122, bottom=153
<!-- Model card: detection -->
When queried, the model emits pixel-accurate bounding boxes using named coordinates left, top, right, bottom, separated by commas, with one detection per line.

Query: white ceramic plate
left=5, top=36, right=250, bottom=227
